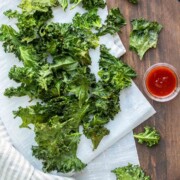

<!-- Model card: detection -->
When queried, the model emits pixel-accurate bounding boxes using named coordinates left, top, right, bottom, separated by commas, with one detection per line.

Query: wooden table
left=107, top=0, right=180, bottom=179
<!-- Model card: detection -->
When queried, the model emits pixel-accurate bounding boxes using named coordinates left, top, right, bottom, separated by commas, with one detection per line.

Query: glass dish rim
left=143, top=63, right=180, bottom=102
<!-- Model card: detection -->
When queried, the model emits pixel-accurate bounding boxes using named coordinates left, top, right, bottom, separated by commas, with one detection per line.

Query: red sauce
left=146, top=66, right=177, bottom=97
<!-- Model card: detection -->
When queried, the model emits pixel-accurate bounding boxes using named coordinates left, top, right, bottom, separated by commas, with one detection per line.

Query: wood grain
left=107, top=0, right=180, bottom=179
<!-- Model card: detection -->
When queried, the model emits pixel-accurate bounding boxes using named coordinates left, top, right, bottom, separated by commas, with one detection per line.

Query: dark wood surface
left=107, top=0, right=180, bottom=180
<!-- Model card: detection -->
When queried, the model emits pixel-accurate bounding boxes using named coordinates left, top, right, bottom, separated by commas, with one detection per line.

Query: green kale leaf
left=73, top=8, right=102, bottom=30
left=69, top=0, right=82, bottom=10
left=32, top=118, right=86, bottom=173
left=91, top=82, right=120, bottom=119
left=97, top=8, right=126, bottom=36
left=134, top=126, right=161, bottom=147
left=130, top=19, right=163, bottom=60
left=4, top=86, right=37, bottom=98
left=68, top=73, right=91, bottom=108
left=4, top=9, right=53, bottom=43
left=0, top=25, right=21, bottom=56
left=83, top=115, right=110, bottom=150
left=99, top=45, right=136, bottom=91
left=70, top=0, right=106, bottom=10
left=19, top=46, right=41, bottom=68
left=39, top=22, right=99, bottom=65
left=19, top=0, right=59, bottom=13
left=82, top=46, right=136, bottom=149
left=81, top=0, right=106, bottom=10
left=112, top=163, right=151, bottom=180
left=58, top=0, right=68, bottom=10
left=13, top=103, right=50, bottom=128
left=14, top=100, right=90, bottom=172
left=8, top=66, right=36, bottom=84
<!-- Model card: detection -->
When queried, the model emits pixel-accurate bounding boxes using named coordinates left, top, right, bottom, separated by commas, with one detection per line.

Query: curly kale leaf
left=68, top=73, right=91, bottom=108
left=5, top=64, right=52, bottom=99
left=62, top=28, right=99, bottom=65
left=81, top=0, right=106, bottom=10
left=0, top=25, right=41, bottom=66
left=13, top=97, right=72, bottom=128
left=32, top=118, right=86, bottom=173
left=83, top=115, right=110, bottom=150
left=73, top=8, right=102, bottom=30
left=19, top=46, right=42, bottom=68
left=99, top=45, right=137, bottom=91
left=112, top=163, right=151, bottom=180
left=134, top=126, right=160, bottom=147
left=8, top=66, right=36, bottom=84
left=4, top=86, right=37, bottom=98
left=91, top=82, right=120, bottom=119
left=14, top=101, right=90, bottom=172
left=58, top=0, right=68, bottom=10
left=83, top=82, right=120, bottom=149
left=130, top=19, right=163, bottom=60
left=4, top=9, right=53, bottom=43
left=97, top=8, right=126, bottom=36
left=52, top=56, right=79, bottom=71
left=0, top=25, right=21, bottom=56
left=39, top=22, right=99, bottom=65
left=37, top=64, right=54, bottom=91
left=82, top=45, right=136, bottom=149
left=19, top=0, right=59, bottom=13
left=13, top=103, right=50, bottom=128
left=129, top=0, right=138, bottom=4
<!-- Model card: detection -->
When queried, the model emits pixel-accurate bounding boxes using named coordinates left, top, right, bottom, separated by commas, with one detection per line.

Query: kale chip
left=112, top=163, right=151, bottom=180
left=134, top=126, right=161, bottom=147
left=97, top=8, right=126, bottom=36
left=130, top=19, right=163, bottom=60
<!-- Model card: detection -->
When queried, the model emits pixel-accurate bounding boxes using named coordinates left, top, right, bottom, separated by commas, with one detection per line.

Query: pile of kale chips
left=0, top=0, right=136, bottom=173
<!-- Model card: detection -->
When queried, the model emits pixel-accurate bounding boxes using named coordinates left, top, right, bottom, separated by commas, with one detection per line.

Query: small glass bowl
left=143, top=63, right=180, bottom=102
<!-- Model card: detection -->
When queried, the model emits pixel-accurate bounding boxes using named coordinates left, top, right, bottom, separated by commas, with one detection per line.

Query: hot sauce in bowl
left=143, top=63, right=179, bottom=102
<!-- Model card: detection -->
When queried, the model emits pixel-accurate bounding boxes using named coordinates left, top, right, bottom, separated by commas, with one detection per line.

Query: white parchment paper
left=0, top=0, right=155, bottom=179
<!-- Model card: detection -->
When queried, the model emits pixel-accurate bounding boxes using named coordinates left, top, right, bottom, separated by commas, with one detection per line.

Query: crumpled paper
left=0, top=0, right=155, bottom=179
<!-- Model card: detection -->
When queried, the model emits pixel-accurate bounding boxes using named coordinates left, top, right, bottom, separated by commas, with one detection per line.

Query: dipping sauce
left=145, top=66, right=177, bottom=97
left=143, top=63, right=179, bottom=102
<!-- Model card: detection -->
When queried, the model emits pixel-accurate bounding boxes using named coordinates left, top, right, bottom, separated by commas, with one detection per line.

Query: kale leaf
left=0, top=24, right=21, bottom=57
left=19, top=0, right=59, bottom=13
left=58, top=0, right=68, bottom=10
left=99, top=45, right=137, bottom=91
left=130, top=19, right=163, bottom=60
left=134, top=126, right=160, bottom=147
left=112, top=163, right=151, bottom=180
left=69, top=0, right=82, bottom=10
left=70, top=0, right=106, bottom=10
left=32, top=117, right=86, bottom=173
left=81, top=0, right=106, bottom=10
left=73, top=8, right=102, bottom=30
left=97, top=8, right=126, bottom=36
left=83, top=46, right=136, bottom=149
left=4, top=9, right=53, bottom=43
